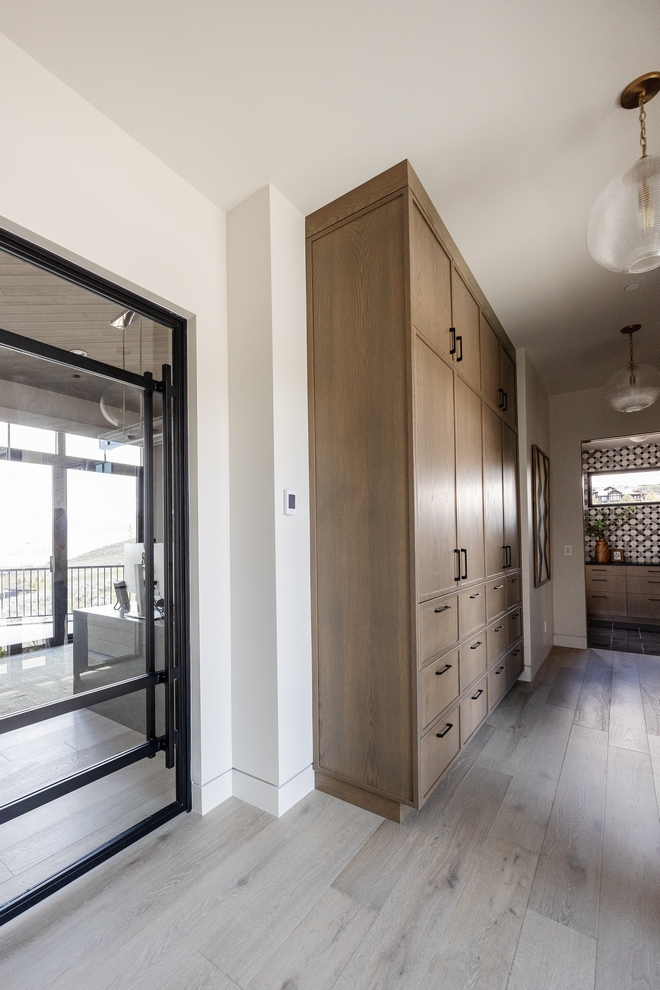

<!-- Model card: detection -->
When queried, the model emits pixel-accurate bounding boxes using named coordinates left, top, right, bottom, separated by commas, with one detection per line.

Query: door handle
left=436, top=723, right=453, bottom=738
left=471, top=688, right=484, bottom=699
left=449, top=327, right=456, bottom=355
left=434, top=605, right=452, bottom=613
left=454, top=549, right=461, bottom=582
left=456, top=335, right=463, bottom=362
left=435, top=664, right=453, bottom=676
left=461, top=549, right=468, bottom=580
left=503, top=391, right=508, bottom=411
left=502, top=546, right=508, bottom=569
left=498, top=387, right=505, bottom=409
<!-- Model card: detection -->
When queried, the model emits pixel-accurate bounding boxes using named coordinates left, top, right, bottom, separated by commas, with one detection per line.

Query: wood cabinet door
left=455, top=378, right=485, bottom=584
left=410, top=201, right=452, bottom=360
left=502, top=423, right=519, bottom=569
left=452, top=269, right=480, bottom=391
left=480, top=313, right=501, bottom=411
left=414, top=336, right=457, bottom=599
left=482, top=404, right=504, bottom=577
left=500, top=347, right=517, bottom=427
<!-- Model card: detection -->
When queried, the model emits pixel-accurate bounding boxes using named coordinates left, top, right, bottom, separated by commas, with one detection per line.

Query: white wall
left=516, top=350, right=554, bottom=679
left=227, top=186, right=313, bottom=817
left=549, top=385, right=660, bottom=647
left=0, top=33, right=232, bottom=807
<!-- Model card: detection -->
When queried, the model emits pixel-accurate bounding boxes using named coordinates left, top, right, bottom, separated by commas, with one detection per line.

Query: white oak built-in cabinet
left=306, top=161, right=522, bottom=822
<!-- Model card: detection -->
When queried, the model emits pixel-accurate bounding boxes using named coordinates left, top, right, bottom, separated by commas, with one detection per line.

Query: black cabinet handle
left=512, top=612, right=520, bottom=618
left=498, top=387, right=505, bottom=409
left=471, top=688, right=484, bottom=700
left=592, top=595, right=606, bottom=599
left=461, top=548, right=468, bottom=580
left=494, top=625, right=504, bottom=632
left=496, top=665, right=505, bottom=674
left=470, top=641, right=483, bottom=650
left=449, top=327, right=456, bottom=355
left=494, top=584, right=504, bottom=590
left=512, top=649, right=521, bottom=655
left=503, top=391, right=508, bottom=411
left=436, top=723, right=453, bottom=738
left=469, top=592, right=481, bottom=599
left=434, top=605, right=452, bottom=613
left=456, top=335, right=463, bottom=362
left=454, top=548, right=461, bottom=582
left=502, top=546, right=508, bottom=569
left=436, top=664, right=453, bottom=676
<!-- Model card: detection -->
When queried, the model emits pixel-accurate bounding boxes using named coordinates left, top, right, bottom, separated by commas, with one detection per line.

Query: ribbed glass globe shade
left=605, top=362, right=660, bottom=412
left=587, top=155, right=660, bottom=273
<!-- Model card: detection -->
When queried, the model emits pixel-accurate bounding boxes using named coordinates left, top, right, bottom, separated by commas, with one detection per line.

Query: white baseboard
left=192, top=768, right=232, bottom=815
left=232, top=765, right=314, bottom=817
left=554, top=634, right=588, bottom=649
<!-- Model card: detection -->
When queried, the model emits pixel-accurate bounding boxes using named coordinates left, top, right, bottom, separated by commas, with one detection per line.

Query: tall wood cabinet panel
left=307, top=161, right=522, bottom=822
left=501, top=348, right=517, bottom=427
left=502, top=423, right=520, bottom=569
left=480, top=313, right=501, bottom=410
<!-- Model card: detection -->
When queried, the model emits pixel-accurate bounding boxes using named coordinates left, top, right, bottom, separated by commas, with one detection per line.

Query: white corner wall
left=0, top=33, right=232, bottom=809
left=516, top=350, right=554, bottom=679
left=549, top=384, right=660, bottom=648
left=226, top=185, right=313, bottom=818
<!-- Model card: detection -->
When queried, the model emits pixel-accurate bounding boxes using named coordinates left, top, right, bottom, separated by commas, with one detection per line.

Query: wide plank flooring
left=1, top=646, right=660, bottom=989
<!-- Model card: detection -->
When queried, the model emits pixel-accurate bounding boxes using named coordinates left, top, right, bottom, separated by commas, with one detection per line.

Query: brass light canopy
left=587, top=72, right=660, bottom=274
left=605, top=324, right=660, bottom=413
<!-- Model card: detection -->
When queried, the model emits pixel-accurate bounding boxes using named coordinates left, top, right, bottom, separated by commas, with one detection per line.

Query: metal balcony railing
left=0, top=565, right=125, bottom=621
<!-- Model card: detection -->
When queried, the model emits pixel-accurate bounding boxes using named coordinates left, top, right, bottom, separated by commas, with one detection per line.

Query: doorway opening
left=582, top=433, right=660, bottom=654
left=0, top=229, right=189, bottom=925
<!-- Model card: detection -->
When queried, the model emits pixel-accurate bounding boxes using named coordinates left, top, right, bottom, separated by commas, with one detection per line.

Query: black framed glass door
left=0, top=233, right=189, bottom=926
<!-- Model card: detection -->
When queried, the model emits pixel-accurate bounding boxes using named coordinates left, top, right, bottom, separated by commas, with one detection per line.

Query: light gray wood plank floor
left=1, top=646, right=660, bottom=990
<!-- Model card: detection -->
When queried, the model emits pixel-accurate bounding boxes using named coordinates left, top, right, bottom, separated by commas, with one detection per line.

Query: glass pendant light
left=605, top=324, right=660, bottom=412
left=588, top=72, right=660, bottom=273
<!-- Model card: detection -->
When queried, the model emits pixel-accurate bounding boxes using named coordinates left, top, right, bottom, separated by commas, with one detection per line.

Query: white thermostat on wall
left=284, top=490, right=297, bottom=515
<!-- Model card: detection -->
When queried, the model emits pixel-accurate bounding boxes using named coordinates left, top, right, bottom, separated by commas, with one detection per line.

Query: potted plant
left=584, top=506, right=636, bottom=562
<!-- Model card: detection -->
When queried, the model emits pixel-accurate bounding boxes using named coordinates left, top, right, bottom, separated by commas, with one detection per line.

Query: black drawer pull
left=436, top=723, right=453, bottom=738
left=509, top=577, right=518, bottom=583
left=470, top=641, right=483, bottom=650
left=494, top=584, right=504, bottom=590
left=498, top=387, right=505, bottom=409
left=454, top=548, right=461, bottom=582
left=449, top=327, right=456, bottom=355
left=469, top=592, right=481, bottom=599
left=591, top=595, right=606, bottom=599
left=435, top=664, right=453, bottom=675
left=494, top=625, right=504, bottom=632
left=471, top=688, right=484, bottom=700
left=649, top=581, right=660, bottom=585
left=456, top=335, right=463, bottom=362
left=592, top=579, right=607, bottom=582
left=496, top=665, right=505, bottom=674
left=434, top=605, right=452, bottom=613
left=512, top=649, right=521, bottom=655
left=502, top=391, right=508, bottom=412
left=512, top=613, right=520, bottom=618
left=461, top=548, right=468, bottom=580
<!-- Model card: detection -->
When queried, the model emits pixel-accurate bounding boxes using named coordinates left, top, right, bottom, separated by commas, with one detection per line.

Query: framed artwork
left=532, top=445, right=551, bottom=587
left=611, top=548, right=625, bottom=563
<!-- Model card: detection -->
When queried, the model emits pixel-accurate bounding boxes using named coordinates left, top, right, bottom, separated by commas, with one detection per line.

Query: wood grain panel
left=311, top=196, right=413, bottom=798
left=507, top=644, right=524, bottom=688
left=609, top=654, right=649, bottom=753
left=508, top=910, right=596, bottom=990
left=487, top=619, right=507, bottom=664
left=460, top=637, right=487, bottom=692
left=410, top=200, right=452, bottom=358
left=414, top=336, right=457, bottom=599
left=455, top=378, right=485, bottom=584
left=505, top=572, right=521, bottom=609
left=625, top=571, right=660, bottom=594
left=306, top=161, right=409, bottom=237
left=420, top=649, right=459, bottom=729
left=488, top=662, right=507, bottom=712
left=461, top=674, right=488, bottom=744
left=626, top=591, right=660, bottom=619
left=585, top=572, right=626, bottom=592
left=502, top=423, right=519, bottom=569
left=418, top=595, right=458, bottom=665
left=486, top=579, right=507, bottom=620
left=452, top=269, right=481, bottom=390
left=421, top=714, right=460, bottom=796
left=482, top=403, right=504, bottom=578
left=458, top=585, right=486, bottom=638
left=586, top=590, right=627, bottom=615
left=500, top=347, right=517, bottom=428
left=480, top=312, right=502, bottom=411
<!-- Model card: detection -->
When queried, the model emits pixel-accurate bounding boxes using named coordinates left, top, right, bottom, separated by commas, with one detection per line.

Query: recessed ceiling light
left=69, top=348, right=88, bottom=357
left=624, top=282, right=641, bottom=292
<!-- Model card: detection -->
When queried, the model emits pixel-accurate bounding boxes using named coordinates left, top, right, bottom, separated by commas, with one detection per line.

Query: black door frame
left=0, top=227, right=191, bottom=926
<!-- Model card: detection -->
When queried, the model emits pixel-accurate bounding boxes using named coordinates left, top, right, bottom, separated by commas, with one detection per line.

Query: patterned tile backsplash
left=582, top=443, right=660, bottom=564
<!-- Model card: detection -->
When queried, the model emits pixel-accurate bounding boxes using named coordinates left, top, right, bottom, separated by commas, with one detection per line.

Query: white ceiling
left=0, top=0, right=659, bottom=396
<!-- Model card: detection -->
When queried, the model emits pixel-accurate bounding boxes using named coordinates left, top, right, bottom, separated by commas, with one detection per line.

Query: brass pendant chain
left=639, top=92, right=648, bottom=158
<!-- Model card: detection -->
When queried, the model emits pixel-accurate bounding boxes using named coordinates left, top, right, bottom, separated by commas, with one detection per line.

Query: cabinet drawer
left=418, top=595, right=458, bottom=665
left=486, top=580, right=506, bottom=621
left=459, top=586, right=486, bottom=639
left=507, top=608, right=522, bottom=648
left=627, top=565, right=660, bottom=575
left=460, top=675, right=488, bottom=745
left=507, top=644, right=524, bottom=688
left=487, top=618, right=507, bottom=663
left=626, top=573, right=660, bottom=595
left=460, top=636, right=487, bottom=692
left=586, top=565, right=616, bottom=576
left=586, top=591, right=626, bottom=616
left=505, top=572, right=521, bottom=609
left=585, top=572, right=626, bottom=593
left=421, top=715, right=460, bottom=798
left=420, top=649, right=459, bottom=730
left=626, top=592, right=660, bottom=619
left=488, top=660, right=508, bottom=711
